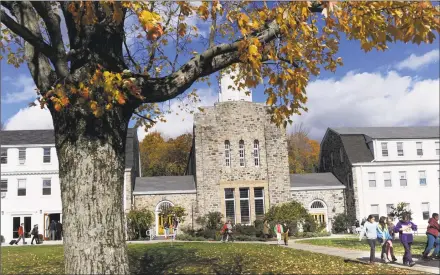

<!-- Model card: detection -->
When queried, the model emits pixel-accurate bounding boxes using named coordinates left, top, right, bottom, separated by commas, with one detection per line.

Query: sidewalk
left=288, top=240, right=439, bottom=274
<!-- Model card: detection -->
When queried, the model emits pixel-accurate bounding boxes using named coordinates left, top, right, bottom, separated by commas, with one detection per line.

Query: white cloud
left=2, top=75, right=38, bottom=103
left=137, top=88, right=218, bottom=141
left=4, top=101, right=53, bottom=130
left=395, top=49, right=439, bottom=71
left=289, top=70, right=440, bottom=141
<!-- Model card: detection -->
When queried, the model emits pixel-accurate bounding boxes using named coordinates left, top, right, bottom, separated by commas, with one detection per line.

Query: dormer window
left=224, top=141, right=231, bottom=167
left=43, top=147, right=51, bottom=163
left=239, top=140, right=245, bottom=167
left=381, top=142, right=388, bottom=157
left=18, top=148, right=26, bottom=164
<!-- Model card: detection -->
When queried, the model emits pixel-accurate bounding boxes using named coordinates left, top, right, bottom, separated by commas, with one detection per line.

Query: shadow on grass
left=129, top=244, right=245, bottom=275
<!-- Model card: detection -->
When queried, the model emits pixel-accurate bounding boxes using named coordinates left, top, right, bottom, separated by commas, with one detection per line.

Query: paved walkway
left=2, top=237, right=439, bottom=274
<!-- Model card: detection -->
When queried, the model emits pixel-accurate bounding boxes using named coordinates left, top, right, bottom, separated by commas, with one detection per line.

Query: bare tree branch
left=0, top=8, right=55, bottom=61
left=138, top=20, right=280, bottom=103
left=133, top=111, right=157, bottom=124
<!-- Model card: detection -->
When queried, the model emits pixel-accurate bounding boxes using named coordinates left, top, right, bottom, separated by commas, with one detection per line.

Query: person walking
left=262, top=220, right=270, bottom=240
left=377, top=216, right=395, bottom=263
left=385, top=216, right=398, bottom=262
left=56, top=221, right=63, bottom=240
left=359, top=215, right=378, bottom=265
left=15, top=223, right=26, bottom=245
left=395, top=213, right=417, bottom=267
left=172, top=217, right=179, bottom=240
left=422, top=213, right=440, bottom=261
left=274, top=222, right=284, bottom=245
left=31, top=225, right=39, bottom=245
left=221, top=220, right=233, bottom=242
left=282, top=222, right=290, bottom=246
left=163, top=220, right=170, bottom=239
left=49, top=220, right=56, bottom=241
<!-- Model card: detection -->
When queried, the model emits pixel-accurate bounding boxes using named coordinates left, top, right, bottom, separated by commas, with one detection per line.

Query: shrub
left=126, top=208, right=154, bottom=240
left=332, top=213, right=354, bottom=234
left=180, top=225, right=196, bottom=236
left=390, top=202, right=413, bottom=221
left=265, top=200, right=310, bottom=223
left=1, top=235, right=4, bottom=243
left=196, top=212, right=223, bottom=230
left=234, top=224, right=257, bottom=237
left=234, top=235, right=263, bottom=242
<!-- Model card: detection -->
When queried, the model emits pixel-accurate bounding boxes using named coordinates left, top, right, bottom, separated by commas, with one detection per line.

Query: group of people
left=48, top=220, right=63, bottom=240
left=13, top=223, right=41, bottom=245
left=360, top=212, right=440, bottom=266
left=163, top=217, right=179, bottom=240
left=220, top=220, right=290, bottom=245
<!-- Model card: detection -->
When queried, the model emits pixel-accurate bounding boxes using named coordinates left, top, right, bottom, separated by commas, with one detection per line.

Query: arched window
left=225, top=140, right=231, bottom=167
left=309, top=200, right=327, bottom=227
left=253, top=140, right=260, bottom=166
left=310, top=200, right=325, bottom=209
left=239, top=140, right=245, bottom=167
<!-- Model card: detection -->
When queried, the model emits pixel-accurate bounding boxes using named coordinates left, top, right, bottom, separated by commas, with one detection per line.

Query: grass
left=1, top=242, right=421, bottom=274
left=297, top=235, right=428, bottom=256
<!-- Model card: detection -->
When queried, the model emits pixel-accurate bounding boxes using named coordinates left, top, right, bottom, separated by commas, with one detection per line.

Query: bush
left=180, top=225, right=196, bottom=236
left=196, top=212, right=223, bottom=230
left=1, top=235, right=4, bottom=243
left=234, top=235, right=263, bottom=242
left=126, top=208, right=154, bottom=240
left=332, top=213, right=354, bottom=234
left=234, top=224, right=257, bottom=237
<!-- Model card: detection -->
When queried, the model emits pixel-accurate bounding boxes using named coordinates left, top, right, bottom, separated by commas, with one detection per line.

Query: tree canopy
left=287, top=123, right=320, bottom=174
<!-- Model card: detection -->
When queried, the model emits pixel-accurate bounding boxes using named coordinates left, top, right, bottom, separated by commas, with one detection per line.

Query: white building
left=0, top=129, right=139, bottom=242
left=320, top=127, right=440, bottom=231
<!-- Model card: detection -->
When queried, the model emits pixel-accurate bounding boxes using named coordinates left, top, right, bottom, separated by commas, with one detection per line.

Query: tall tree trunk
left=52, top=106, right=132, bottom=274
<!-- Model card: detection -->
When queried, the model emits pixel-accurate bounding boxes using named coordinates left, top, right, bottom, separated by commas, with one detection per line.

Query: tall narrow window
left=384, top=172, right=392, bottom=187
left=436, top=142, right=439, bottom=156
left=17, top=179, right=26, bottom=196
left=254, top=188, right=265, bottom=220
left=224, top=141, right=231, bottom=167
left=422, top=202, right=430, bottom=220
left=399, top=171, right=407, bottom=187
left=253, top=140, right=260, bottom=166
left=368, top=172, right=376, bottom=188
left=419, top=170, right=427, bottom=186
left=416, top=142, right=423, bottom=156
left=371, top=205, right=379, bottom=221
left=42, top=179, right=51, bottom=195
left=386, top=204, right=394, bottom=215
left=18, top=148, right=26, bottom=164
left=1, top=179, right=7, bottom=198
left=224, top=188, right=235, bottom=224
left=1, top=148, right=7, bottom=164
left=397, top=142, right=404, bottom=156
left=330, top=153, right=334, bottom=167
left=381, top=142, right=388, bottom=156
left=43, top=147, right=51, bottom=163
left=339, top=148, right=344, bottom=163
left=239, top=140, right=245, bottom=167
left=239, top=188, right=250, bottom=224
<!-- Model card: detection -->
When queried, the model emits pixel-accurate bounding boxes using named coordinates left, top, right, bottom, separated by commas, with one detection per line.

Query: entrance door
left=12, top=216, right=31, bottom=238
left=158, top=215, right=174, bottom=235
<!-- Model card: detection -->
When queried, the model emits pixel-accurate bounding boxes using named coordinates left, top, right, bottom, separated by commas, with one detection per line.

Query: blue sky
left=1, top=6, right=439, bottom=141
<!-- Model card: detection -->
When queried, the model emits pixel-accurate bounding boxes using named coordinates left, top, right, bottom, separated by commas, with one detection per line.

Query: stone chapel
left=126, top=69, right=346, bottom=236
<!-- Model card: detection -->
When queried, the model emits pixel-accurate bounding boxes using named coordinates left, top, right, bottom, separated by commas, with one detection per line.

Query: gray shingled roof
left=331, top=126, right=439, bottom=139
left=0, top=129, right=138, bottom=169
left=134, top=176, right=195, bottom=193
left=290, top=173, right=345, bottom=189
left=340, top=135, right=374, bottom=163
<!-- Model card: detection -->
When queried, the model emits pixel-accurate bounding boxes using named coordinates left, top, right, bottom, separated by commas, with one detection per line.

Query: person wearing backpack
left=31, top=225, right=39, bottom=245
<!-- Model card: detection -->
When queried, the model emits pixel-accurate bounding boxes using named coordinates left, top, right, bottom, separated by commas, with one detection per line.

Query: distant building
left=320, top=127, right=440, bottom=230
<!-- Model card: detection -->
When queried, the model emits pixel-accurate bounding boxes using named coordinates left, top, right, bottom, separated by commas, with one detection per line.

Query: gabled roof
left=290, top=172, right=345, bottom=189
left=134, top=175, right=195, bottom=194
left=331, top=126, right=439, bottom=139
left=0, top=129, right=138, bottom=169
left=340, top=135, right=374, bottom=163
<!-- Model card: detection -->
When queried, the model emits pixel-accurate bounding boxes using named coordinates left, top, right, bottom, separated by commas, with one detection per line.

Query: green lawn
left=298, top=236, right=428, bottom=256
left=1, top=242, right=418, bottom=274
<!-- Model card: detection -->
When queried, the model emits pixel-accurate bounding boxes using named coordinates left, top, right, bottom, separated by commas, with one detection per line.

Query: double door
left=12, top=216, right=31, bottom=238
left=158, top=215, right=174, bottom=235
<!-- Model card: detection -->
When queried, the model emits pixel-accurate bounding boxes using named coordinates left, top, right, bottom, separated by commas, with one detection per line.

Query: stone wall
left=193, top=101, right=290, bottom=221
left=290, top=188, right=346, bottom=230
left=320, top=130, right=357, bottom=221
left=133, top=193, right=197, bottom=229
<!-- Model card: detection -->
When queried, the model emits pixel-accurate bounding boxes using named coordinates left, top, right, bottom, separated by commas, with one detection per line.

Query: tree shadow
left=129, top=244, right=246, bottom=275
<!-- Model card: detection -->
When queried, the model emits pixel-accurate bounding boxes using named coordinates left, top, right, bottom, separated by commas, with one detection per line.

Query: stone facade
left=133, top=193, right=197, bottom=229
left=193, top=101, right=290, bottom=221
left=290, top=189, right=345, bottom=229
left=320, top=130, right=358, bottom=220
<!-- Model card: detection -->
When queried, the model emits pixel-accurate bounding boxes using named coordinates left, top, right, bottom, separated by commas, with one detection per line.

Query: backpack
left=32, top=228, right=38, bottom=235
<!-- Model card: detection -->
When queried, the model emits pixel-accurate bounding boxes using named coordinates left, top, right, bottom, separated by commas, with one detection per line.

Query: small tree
left=169, top=205, right=187, bottom=223
left=196, top=211, right=223, bottom=230
left=126, top=209, right=154, bottom=240
left=390, top=202, right=413, bottom=221
left=332, top=213, right=355, bottom=234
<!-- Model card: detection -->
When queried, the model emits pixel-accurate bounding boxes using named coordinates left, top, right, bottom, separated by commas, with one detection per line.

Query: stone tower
left=193, top=70, right=290, bottom=223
